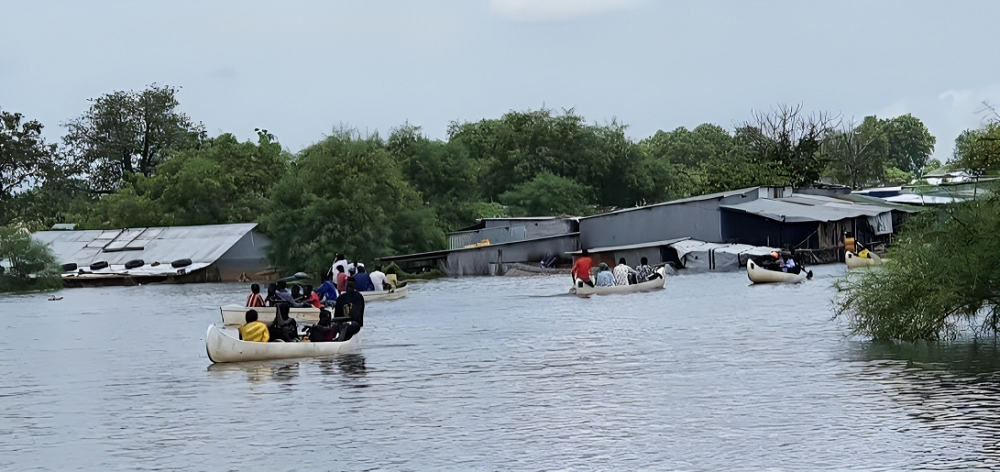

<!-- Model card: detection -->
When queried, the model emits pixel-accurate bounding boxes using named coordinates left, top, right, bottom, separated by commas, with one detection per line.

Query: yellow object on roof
left=463, top=238, right=491, bottom=249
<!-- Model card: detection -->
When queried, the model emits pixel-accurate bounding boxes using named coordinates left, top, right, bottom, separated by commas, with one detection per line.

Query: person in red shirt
left=335, top=265, right=349, bottom=293
left=245, top=283, right=266, bottom=307
left=572, top=249, right=594, bottom=287
left=302, top=285, right=322, bottom=309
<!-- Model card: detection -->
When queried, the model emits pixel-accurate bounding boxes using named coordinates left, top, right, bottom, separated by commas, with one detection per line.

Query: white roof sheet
left=720, top=196, right=890, bottom=223
left=32, top=223, right=257, bottom=272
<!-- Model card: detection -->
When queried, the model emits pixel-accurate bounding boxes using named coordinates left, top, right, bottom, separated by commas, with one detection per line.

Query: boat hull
left=572, top=268, right=666, bottom=297
left=205, top=324, right=359, bottom=363
left=845, top=251, right=882, bottom=269
left=746, top=260, right=807, bottom=284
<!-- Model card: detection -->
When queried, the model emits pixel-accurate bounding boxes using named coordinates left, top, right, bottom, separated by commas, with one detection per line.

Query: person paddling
left=572, top=249, right=594, bottom=287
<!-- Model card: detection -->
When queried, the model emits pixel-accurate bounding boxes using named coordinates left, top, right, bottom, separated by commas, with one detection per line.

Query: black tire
left=61, top=263, right=78, bottom=272
left=90, top=261, right=109, bottom=271
left=171, top=258, right=192, bottom=268
left=125, top=259, right=144, bottom=270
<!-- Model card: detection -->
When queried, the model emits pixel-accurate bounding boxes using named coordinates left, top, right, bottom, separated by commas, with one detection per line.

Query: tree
left=499, top=172, right=594, bottom=216
left=261, top=129, right=445, bottom=276
left=822, top=116, right=889, bottom=189
left=0, top=108, right=62, bottom=225
left=953, top=120, right=1000, bottom=176
left=63, top=84, right=204, bottom=193
left=738, top=104, right=837, bottom=188
left=0, top=225, right=62, bottom=292
left=882, top=114, right=936, bottom=175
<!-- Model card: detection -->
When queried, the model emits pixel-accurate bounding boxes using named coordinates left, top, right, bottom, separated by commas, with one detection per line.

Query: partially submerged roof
left=566, top=237, right=690, bottom=255
left=579, top=187, right=760, bottom=220
left=720, top=194, right=891, bottom=223
left=32, top=223, right=260, bottom=276
left=381, top=232, right=580, bottom=263
left=453, top=216, right=578, bottom=233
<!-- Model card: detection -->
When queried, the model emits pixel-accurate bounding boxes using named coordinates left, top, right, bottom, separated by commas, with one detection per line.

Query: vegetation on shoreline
left=0, top=226, right=62, bottom=292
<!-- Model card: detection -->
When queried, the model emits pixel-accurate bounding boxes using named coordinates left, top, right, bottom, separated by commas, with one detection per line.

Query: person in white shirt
left=331, top=254, right=353, bottom=277
left=369, top=268, right=390, bottom=291
left=613, top=258, right=637, bottom=285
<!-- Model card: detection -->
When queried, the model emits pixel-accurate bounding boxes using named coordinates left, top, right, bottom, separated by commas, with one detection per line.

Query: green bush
left=0, top=226, right=62, bottom=292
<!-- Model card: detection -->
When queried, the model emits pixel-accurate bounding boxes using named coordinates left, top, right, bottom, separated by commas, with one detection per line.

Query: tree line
left=0, top=84, right=972, bottom=278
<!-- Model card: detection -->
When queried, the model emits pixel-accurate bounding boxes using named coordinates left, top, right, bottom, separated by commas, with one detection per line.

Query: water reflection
left=849, top=339, right=1000, bottom=470
left=207, top=359, right=300, bottom=385
left=317, top=354, right=368, bottom=385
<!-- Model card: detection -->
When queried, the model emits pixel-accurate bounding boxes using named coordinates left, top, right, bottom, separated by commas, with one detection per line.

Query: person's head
left=291, top=285, right=302, bottom=298
left=618, top=257, right=626, bottom=265
left=337, top=265, right=345, bottom=274
left=267, top=283, right=277, bottom=297
left=357, top=265, right=367, bottom=273
left=250, top=283, right=260, bottom=294
left=277, top=280, right=287, bottom=291
left=318, top=309, right=332, bottom=326
left=599, top=262, right=609, bottom=271
left=335, top=253, right=344, bottom=261
left=582, top=249, right=589, bottom=257
left=304, top=284, right=313, bottom=296
left=245, top=309, right=258, bottom=323
left=277, top=303, right=290, bottom=320
left=349, top=267, right=356, bottom=275
left=641, top=257, right=648, bottom=265
left=781, top=251, right=792, bottom=261
left=346, top=276, right=357, bottom=292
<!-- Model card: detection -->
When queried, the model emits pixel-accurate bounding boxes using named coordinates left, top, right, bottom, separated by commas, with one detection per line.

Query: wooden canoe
left=746, top=260, right=808, bottom=284
left=845, top=250, right=883, bottom=269
left=205, top=324, right=360, bottom=363
left=572, top=268, right=666, bottom=297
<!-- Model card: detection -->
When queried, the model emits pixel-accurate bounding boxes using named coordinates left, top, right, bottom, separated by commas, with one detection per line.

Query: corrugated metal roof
left=720, top=197, right=889, bottom=223
left=32, top=223, right=258, bottom=273
left=381, top=232, right=580, bottom=263
left=578, top=187, right=760, bottom=220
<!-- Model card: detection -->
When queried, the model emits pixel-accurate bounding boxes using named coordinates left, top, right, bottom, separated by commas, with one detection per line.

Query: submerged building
left=32, top=223, right=272, bottom=287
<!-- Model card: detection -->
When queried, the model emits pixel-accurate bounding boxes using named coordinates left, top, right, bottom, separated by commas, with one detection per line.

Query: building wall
left=444, top=235, right=579, bottom=276
left=214, top=230, right=273, bottom=281
left=720, top=211, right=819, bottom=248
left=580, top=190, right=757, bottom=249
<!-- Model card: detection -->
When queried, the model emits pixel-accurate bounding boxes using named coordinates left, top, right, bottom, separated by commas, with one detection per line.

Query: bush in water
left=0, top=225, right=62, bottom=292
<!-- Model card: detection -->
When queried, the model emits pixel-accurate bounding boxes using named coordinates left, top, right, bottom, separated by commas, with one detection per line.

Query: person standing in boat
left=333, top=277, right=365, bottom=341
left=595, top=262, right=616, bottom=286
left=613, top=258, right=638, bottom=285
left=572, top=249, right=594, bottom=287
left=335, top=265, right=349, bottom=293
left=239, top=310, right=269, bottom=342
left=369, top=266, right=390, bottom=291
left=353, top=265, right=376, bottom=292
left=246, top=283, right=266, bottom=307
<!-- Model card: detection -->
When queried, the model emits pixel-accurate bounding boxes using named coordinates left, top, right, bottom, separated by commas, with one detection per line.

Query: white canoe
left=572, top=268, right=666, bottom=297
left=746, top=260, right=808, bottom=284
left=205, top=324, right=360, bottom=363
left=220, top=285, right=409, bottom=326
left=845, top=250, right=883, bottom=269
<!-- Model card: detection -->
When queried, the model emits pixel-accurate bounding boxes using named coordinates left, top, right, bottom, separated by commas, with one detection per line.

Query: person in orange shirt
left=571, top=249, right=594, bottom=287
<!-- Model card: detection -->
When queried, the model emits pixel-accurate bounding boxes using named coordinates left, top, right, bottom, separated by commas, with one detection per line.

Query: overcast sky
left=2, top=0, right=998, bottom=164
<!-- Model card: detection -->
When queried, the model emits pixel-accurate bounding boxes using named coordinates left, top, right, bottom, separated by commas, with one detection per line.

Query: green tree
left=822, top=116, right=889, bottom=189
left=882, top=114, right=936, bottom=175
left=499, top=171, right=594, bottom=216
left=0, top=108, right=72, bottom=228
left=953, top=120, right=1000, bottom=176
left=261, top=129, right=444, bottom=276
left=63, top=84, right=204, bottom=193
left=0, top=225, right=62, bottom=292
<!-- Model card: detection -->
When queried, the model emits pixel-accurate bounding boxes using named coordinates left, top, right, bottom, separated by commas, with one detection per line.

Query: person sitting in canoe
left=239, top=309, right=269, bottom=343
left=333, top=277, right=365, bottom=341
left=265, top=283, right=282, bottom=307
left=275, top=280, right=309, bottom=308
left=635, top=257, right=658, bottom=282
left=369, top=266, right=390, bottom=291
left=613, top=258, right=638, bottom=285
left=353, top=265, right=376, bottom=292
left=301, top=285, right=322, bottom=309
left=780, top=251, right=801, bottom=275
left=315, top=275, right=339, bottom=306
left=595, top=263, right=616, bottom=286
left=306, top=309, right=337, bottom=342
left=572, top=249, right=594, bottom=287
left=246, top=283, right=266, bottom=308
left=269, top=303, right=299, bottom=342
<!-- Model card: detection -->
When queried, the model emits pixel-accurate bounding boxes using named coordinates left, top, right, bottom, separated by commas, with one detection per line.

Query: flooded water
left=2, top=264, right=1000, bottom=471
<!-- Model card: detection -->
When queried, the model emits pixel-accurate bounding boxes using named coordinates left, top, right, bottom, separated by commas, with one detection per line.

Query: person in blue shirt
left=315, top=275, right=338, bottom=306
left=353, top=265, right=376, bottom=291
left=780, top=251, right=801, bottom=274
left=595, top=263, right=616, bottom=286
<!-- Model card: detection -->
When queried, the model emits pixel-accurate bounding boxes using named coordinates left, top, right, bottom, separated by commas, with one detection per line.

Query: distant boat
left=746, top=260, right=808, bottom=284
left=219, top=285, right=409, bottom=326
left=845, top=250, right=883, bottom=269
left=205, top=324, right=359, bottom=363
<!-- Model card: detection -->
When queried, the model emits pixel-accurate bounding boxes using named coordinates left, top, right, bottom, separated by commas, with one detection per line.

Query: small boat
left=845, top=250, right=883, bottom=269
left=205, top=324, right=360, bottom=363
left=220, top=285, right=409, bottom=326
left=746, top=260, right=808, bottom=284
left=572, top=268, right=667, bottom=297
